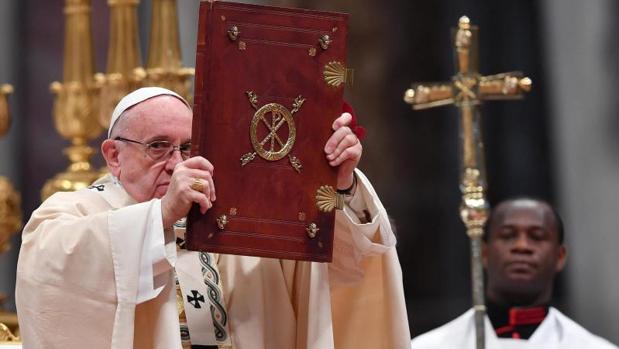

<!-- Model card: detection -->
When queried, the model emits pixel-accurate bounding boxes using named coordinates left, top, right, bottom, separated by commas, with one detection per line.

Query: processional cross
left=404, top=16, right=532, bottom=349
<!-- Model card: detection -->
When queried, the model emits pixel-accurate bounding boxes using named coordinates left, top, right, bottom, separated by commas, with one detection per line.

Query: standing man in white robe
left=15, top=87, right=410, bottom=349
left=411, top=197, right=617, bottom=349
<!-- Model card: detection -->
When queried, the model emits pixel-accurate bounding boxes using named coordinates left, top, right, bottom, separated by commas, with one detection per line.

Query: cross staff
left=404, top=16, right=532, bottom=349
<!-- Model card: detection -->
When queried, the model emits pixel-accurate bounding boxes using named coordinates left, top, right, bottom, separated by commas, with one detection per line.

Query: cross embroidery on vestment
left=187, top=290, right=205, bottom=309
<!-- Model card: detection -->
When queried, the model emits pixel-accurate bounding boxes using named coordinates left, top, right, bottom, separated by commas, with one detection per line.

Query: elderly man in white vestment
left=410, top=197, right=617, bottom=349
left=15, top=87, right=410, bottom=349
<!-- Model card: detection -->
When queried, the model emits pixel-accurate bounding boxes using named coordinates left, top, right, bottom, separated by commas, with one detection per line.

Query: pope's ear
left=101, top=139, right=121, bottom=177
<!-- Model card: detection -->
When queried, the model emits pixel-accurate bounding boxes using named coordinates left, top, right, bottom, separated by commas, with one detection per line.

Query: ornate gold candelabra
left=44, top=0, right=196, bottom=200
left=0, top=84, right=21, bottom=256
left=144, top=0, right=194, bottom=101
left=0, top=321, right=19, bottom=344
left=404, top=16, right=532, bottom=349
left=0, top=84, right=14, bottom=138
left=42, top=0, right=103, bottom=201
left=0, top=176, right=21, bottom=255
left=0, top=84, right=21, bottom=343
left=96, top=0, right=146, bottom=129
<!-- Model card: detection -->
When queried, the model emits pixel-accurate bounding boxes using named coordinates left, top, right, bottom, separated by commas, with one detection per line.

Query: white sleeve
left=338, top=169, right=396, bottom=255
left=329, top=169, right=397, bottom=285
left=108, top=199, right=177, bottom=304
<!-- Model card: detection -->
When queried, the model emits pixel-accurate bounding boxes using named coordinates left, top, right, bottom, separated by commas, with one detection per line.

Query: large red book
left=186, top=0, right=350, bottom=262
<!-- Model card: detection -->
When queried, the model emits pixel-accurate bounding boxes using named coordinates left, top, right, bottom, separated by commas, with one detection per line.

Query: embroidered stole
left=175, top=220, right=231, bottom=347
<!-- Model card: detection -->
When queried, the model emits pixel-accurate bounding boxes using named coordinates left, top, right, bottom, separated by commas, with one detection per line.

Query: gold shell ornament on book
left=315, top=185, right=344, bottom=212
left=323, top=61, right=349, bottom=87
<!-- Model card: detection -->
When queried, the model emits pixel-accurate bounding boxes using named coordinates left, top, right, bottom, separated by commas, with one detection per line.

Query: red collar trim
left=509, top=306, right=547, bottom=326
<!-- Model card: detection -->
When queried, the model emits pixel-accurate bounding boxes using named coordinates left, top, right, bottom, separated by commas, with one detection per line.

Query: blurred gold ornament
left=0, top=84, right=14, bottom=137
left=0, top=177, right=21, bottom=254
left=96, top=0, right=146, bottom=129
left=143, top=0, right=194, bottom=102
left=43, top=0, right=103, bottom=201
left=0, top=324, right=18, bottom=343
left=0, top=83, right=21, bottom=344
left=0, top=84, right=21, bottom=254
left=0, top=313, right=19, bottom=343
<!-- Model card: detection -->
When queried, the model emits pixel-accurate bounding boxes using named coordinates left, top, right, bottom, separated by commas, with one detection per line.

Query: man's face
left=104, top=95, right=192, bottom=203
left=483, top=199, right=566, bottom=305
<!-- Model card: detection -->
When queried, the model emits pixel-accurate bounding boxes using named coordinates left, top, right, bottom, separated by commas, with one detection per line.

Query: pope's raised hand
left=161, top=156, right=215, bottom=227
left=324, top=112, right=362, bottom=191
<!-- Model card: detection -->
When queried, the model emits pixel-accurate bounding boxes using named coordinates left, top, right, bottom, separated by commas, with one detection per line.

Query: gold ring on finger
left=190, top=178, right=205, bottom=192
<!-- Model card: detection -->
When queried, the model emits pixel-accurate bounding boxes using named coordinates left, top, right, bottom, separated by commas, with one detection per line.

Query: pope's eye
left=149, top=141, right=170, bottom=150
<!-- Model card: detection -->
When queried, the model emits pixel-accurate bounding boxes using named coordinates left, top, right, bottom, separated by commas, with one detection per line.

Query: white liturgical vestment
left=16, top=169, right=410, bottom=349
left=410, top=308, right=617, bottom=349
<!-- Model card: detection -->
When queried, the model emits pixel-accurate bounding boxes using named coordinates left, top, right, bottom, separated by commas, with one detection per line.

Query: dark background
left=281, top=0, right=558, bottom=335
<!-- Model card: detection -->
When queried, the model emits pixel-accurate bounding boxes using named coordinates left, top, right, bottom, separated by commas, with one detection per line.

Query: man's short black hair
left=483, top=196, right=565, bottom=244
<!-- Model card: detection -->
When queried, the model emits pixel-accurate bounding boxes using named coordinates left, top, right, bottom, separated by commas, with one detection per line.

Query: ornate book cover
left=186, top=0, right=350, bottom=262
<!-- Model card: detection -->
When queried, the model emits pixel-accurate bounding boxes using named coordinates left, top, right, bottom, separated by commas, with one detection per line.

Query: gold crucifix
left=404, top=16, right=532, bottom=349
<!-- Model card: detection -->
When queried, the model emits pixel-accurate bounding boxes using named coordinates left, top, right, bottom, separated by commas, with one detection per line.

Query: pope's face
left=483, top=199, right=566, bottom=305
left=106, top=95, right=192, bottom=203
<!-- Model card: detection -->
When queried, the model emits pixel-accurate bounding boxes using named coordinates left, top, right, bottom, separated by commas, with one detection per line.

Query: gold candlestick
left=0, top=84, right=14, bottom=137
left=0, top=177, right=21, bottom=254
left=96, top=0, right=146, bottom=129
left=0, top=321, right=19, bottom=343
left=0, top=84, right=21, bottom=253
left=0, top=85, right=21, bottom=343
left=42, top=0, right=103, bottom=201
left=144, top=0, right=194, bottom=101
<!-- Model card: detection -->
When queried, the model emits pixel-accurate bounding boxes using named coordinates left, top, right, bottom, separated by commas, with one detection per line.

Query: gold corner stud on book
left=306, top=223, right=319, bottom=238
left=216, top=215, right=228, bottom=230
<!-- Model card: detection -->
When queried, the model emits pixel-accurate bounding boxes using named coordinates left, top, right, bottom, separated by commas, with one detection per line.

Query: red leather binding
left=186, top=0, right=349, bottom=262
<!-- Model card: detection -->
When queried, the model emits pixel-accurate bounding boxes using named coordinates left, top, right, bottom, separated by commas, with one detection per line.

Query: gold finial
left=0, top=84, right=14, bottom=137
left=0, top=84, right=13, bottom=94
left=455, top=15, right=473, bottom=61
left=403, top=88, right=416, bottom=104
left=519, top=77, right=532, bottom=92
left=459, top=16, right=471, bottom=30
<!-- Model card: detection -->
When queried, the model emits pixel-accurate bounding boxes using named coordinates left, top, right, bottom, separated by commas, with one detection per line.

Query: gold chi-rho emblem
left=240, top=91, right=305, bottom=173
